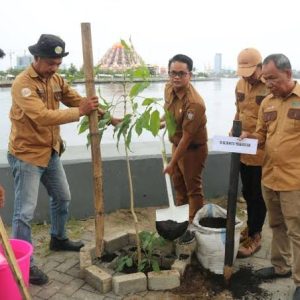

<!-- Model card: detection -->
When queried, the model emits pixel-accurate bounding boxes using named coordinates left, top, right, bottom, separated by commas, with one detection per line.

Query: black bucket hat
left=28, top=34, right=69, bottom=58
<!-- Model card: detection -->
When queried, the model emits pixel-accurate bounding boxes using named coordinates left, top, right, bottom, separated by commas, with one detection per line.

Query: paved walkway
left=26, top=215, right=296, bottom=300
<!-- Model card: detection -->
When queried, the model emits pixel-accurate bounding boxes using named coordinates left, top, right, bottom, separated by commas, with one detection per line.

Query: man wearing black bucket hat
left=162, top=54, right=208, bottom=244
left=7, top=34, right=99, bottom=285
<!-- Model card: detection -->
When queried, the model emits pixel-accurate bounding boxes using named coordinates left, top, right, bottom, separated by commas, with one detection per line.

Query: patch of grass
left=66, top=218, right=86, bottom=240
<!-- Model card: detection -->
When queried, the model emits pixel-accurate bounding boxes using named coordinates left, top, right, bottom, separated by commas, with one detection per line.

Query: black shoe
left=178, top=230, right=195, bottom=245
left=254, top=266, right=292, bottom=280
left=49, top=237, right=84, bottom=252
left=294, top=287, right=300, bottom=300
left=29, top=266, right=49, bottom=285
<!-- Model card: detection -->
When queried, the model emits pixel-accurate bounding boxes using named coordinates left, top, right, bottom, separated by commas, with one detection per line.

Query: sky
left=1, top=0, right=300, bottom=71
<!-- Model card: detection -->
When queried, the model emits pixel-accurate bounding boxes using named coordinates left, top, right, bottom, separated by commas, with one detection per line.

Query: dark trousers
left=240, top=162, right=266, bottom=237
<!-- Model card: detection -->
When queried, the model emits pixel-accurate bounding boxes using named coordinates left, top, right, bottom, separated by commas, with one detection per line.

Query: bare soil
left=199, top=217, right=228, bottom=228
left=28, top=197, right=270, bottom=299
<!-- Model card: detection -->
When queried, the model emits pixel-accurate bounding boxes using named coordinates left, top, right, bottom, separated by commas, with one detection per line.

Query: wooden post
left=224, top=120, right=242, bottom=284
left=81, top=23, right=104, bottom=257
left=0, top=217, right=31, bottom=300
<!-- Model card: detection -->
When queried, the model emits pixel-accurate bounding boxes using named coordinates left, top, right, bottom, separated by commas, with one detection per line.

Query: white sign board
left=212, top=136, right=258, bottom=154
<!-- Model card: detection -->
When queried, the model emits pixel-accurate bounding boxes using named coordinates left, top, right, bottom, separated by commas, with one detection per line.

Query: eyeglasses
left=168, top=71, right=190, bottom=78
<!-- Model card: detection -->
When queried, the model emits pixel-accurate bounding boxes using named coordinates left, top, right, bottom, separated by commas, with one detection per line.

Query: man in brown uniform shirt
left=241, top=54, right=300, bottom=300
left=232, top=48, right=269, bottom=258
left=163, top=54, right=208, bottom=244
left=7, top=34, right=99, bottom=285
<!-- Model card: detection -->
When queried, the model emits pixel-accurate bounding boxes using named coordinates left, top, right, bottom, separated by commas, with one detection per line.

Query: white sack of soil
left=191, top=203, right=243, bottom=274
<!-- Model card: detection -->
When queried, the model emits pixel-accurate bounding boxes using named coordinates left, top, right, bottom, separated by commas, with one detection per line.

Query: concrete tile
left=29, top=284, right=43, bottom=296
left=49, top=293, right=70, bottom=300
left=36, top=280, right=64, bottom=299
left=47, top=269, right=74, bottom=284
left=72, top=289, right=105, bottom=299
left=55, top=257, right=79, bottom=272
left=60, top=278, right=85, bottom=296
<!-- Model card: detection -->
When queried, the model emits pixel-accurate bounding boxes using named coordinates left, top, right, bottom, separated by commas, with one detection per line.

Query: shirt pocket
left=263, top=111, right=277, bottom=122
left=256, top=95, right=265, bottom=105
left=36, top=88, right=46, bottom=102
left=287, top=108, right=300, bottom=131
left=54, top=91, right=63, bottom=102
left=263, top=110, right=277, bottom=132
left=236, top=92, right=245, bottom=102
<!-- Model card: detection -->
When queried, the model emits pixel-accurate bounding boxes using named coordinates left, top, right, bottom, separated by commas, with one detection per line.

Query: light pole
left=8, top=51, right=15, bottom=70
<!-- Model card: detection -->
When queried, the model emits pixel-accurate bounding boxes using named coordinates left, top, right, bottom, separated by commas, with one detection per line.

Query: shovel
left=156, top=132, right=189, bottom=240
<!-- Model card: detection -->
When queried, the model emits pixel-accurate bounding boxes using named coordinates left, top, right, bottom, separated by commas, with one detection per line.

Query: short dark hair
left=168, top=54, right=193, bottom=71
left=0, top=49, right=5, bottom=59
left=263, top=54, right=292, bottom=71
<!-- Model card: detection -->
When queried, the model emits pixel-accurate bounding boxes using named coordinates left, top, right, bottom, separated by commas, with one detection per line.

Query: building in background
left=97, top=42, right=144, bottom=72
left=214, top=53, right=222, bottom=75
left=16, top=55, right=33, bottom=69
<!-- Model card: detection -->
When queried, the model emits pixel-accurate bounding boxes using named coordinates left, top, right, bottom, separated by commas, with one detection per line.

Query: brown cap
left=237, top=48, right=262, bottom=77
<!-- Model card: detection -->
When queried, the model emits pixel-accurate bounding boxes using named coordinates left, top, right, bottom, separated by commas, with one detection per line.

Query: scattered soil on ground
left=172, top=254, right=271, bottom=299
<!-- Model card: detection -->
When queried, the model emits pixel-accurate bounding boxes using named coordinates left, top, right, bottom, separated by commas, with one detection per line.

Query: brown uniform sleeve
left=12, top=79, right=80, bottom=127
left=164, top=83, right=172, bottom=110
left=59, top=76, right=84, bottom=107
left=254, top=104, right=267, bottom=144
left=235, top=86, right=240, bottom=114
left=182, top=102, right=203, bottom=136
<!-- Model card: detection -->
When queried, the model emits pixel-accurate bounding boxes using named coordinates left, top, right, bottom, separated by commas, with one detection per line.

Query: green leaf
left=115, top=257, right=127, bottom=272
left=98, top=117, right=110, bottom=129
left=133, top=66, right=150, bottom=79
left=86, top=133, right=91, bottom=148
left=151, top=259, right=160, bottom=272
left=165, top=110, right=177, bottom=137
left=78, top=116, right=89, bottom=134
left=125, top=125, right=134, bottom=150
left=125, top=257, right=133, bottom=267
left=149, top=110, right=160, bottom=136
left=140, top=109, right=151, bottom=130
left=135, top=118, right=143, bottom=136
left=129, top=82, right=150, bottom=98
left=120, top=39, right=130, bottom=50
left=132, top=102, right=138, bottom=112
left=142, top=98, right=155, bottom=106
left=114, top=114, right=132, bottom=148
left=138, top=259, right=147, bottom=272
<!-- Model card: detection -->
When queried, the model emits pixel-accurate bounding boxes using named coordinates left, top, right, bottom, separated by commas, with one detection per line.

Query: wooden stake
left=81, top=23, right=104, bottom=257
left=224, top=120, right=241, bottom=284
left=0, top=217, right=31, bottom=300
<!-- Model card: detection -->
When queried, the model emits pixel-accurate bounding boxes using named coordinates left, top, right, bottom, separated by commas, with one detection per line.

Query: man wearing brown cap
left=240, top=53, right=300, bottom=300
left=231, top=48, right=269, bottom=258
left=7, top=34, right=99, bottom=285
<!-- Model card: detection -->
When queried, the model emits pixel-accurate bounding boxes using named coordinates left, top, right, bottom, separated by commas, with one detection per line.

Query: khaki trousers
left=172, top=144, right=208, bottom=223
left=262, top=185, right=300, bottom=285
